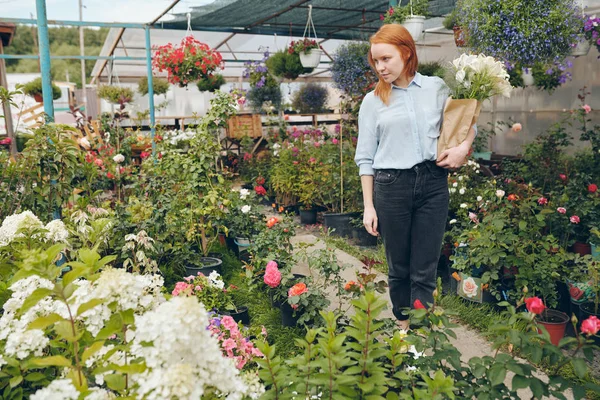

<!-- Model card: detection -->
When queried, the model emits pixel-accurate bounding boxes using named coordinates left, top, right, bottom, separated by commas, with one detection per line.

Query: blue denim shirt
left=355, top=72, right=459, bottom=176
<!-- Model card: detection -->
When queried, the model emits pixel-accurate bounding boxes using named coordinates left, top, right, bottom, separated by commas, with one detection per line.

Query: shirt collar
left=391, top=72, right=422, bottom=89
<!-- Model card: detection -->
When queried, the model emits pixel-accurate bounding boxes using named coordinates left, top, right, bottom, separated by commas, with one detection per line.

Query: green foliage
left=291, top=83, right=329, bottom=114
left=247, top=85, right=282, bottom=113
left=137, top=76, right=170, bottom=96
left=22, top=78, right=62, bottom=100
left=196, top=74, right=226, bottom=93
left=418, top=61, right=446, bottom=79
left=97, top=85, right=134, bottom=105
left=266, top=50, right=312, bottom=80
left=443, top=8, right=460, bottom=30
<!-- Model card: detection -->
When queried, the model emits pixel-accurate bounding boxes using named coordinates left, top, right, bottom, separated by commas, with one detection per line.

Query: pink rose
left=511, top=123, right=522, bottom=132
left=582, top=104, right=592, bottom=114
left=264, top=262, right=281, bottom=288
left=557, top=207, right=566, bottom=214
left=332, top=138, right=339, bottom=144
left=94, top=158, right=104, bottom=167
left=559, top=174, right=567, bottom=181
left=537, top=197, right=548, bottom=206
left=462, top=277, right=479, bottom=298
left=570, top=215, right=580, bottom=224
left=525, top=297, right=546, bottom=314
left=581, top=316, right=599, bottom=336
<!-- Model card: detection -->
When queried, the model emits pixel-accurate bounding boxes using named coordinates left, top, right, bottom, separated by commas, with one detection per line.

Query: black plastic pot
left=222, top=305, right=250, bottom=325
left=351, top=226, right=378, bottom=247
left=323, top=212, right=360, bottom=238
left=184, top=256, right=223, bottom=278
left=299, top=209, right=317, bottom=225
left=280, top=301, right=300, bottom=327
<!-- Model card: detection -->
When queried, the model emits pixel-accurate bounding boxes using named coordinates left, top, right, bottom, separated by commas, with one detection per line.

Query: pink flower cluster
left=209, top=315, right=263, bottom=369
left=172, top=279, right=195, bottom=296
left=263, top=261, right=281, bottom=288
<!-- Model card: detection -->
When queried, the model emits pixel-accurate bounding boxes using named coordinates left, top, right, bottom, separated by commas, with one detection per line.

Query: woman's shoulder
left=419, top=73, right=448, bottom=90
left=360, top=91, right=380, bottom=108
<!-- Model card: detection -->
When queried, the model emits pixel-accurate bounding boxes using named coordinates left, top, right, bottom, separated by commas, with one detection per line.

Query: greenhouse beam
left=144, top=26, right=156, bottom=159
left=0, top=55, right=146, bottom=61
left=35, top=0, right=54, bottom=121
left=0, top=17, right=146, bottom=29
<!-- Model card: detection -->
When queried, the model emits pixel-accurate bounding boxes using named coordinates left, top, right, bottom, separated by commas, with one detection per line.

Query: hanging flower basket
left=299, top=49, right=322, bottom=68
left=453, top=26, right=467, bottom=47
left=152, top=36, right=223, bottom=87
left=402, top=16, right=426, bottom=43
left=571, top=36, right=591, bottom=57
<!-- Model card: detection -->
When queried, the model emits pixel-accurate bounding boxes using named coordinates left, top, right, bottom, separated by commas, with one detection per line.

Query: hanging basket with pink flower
left=152, top=35, right=224, bottom=87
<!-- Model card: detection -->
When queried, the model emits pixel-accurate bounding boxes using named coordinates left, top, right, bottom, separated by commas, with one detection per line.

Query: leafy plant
left=291, top=83, right=328, bottom=114
left=137, top=76, right=170, bottom=96
left=22, top=77, right=61, bottom=100
left=97, top=85, right=134, bottom=105
left=288, top=38, right=320, bottom=55
left=330, top=41, right=376, bottom=102
left=266, top=50, right=312, bottom=80
left=418, top=60, right=446, bottom=79
left=196, top=73, right=226, bottom=92
left=247, top=85, right=282, bottom=113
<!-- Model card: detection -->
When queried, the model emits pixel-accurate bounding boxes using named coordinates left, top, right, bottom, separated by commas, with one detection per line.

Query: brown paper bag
left=437, top=98, right=482, bottom=156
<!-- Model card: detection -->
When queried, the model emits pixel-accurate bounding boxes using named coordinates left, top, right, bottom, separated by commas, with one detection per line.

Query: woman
left=354, top=24, right=476, bottom=330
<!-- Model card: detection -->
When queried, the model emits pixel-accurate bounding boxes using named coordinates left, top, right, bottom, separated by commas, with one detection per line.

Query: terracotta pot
left=453, top=26, right=467, bottom=47
left=536, top=309, right=569, bottom=346
left=33, top=93, right=44, bottom=103
left=572, top=242, right=591, bottom=256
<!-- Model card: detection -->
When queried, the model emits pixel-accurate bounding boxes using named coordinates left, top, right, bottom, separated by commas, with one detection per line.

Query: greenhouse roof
left=91, top=0, right=459, bottom=83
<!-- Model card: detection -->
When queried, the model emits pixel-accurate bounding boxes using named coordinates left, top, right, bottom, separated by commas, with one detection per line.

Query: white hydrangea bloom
left=130, top=296, right=246, bottom=399
left=241, top=371, right=266, bottom=400
left=30, top=379, right=79, bottom=400
left=0, top=211, right=44, bottom=247
left=85, top=388, right=116, bottom=400
left=45, top=219, right=69, bottom=243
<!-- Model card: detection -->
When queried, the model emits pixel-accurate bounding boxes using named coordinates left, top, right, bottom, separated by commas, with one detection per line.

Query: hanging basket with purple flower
left=583, top=14, right=600, bottom=57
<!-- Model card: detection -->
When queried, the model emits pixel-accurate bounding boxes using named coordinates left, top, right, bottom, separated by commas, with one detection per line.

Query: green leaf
left=104, top=374, right=126, bottom=391
left=530, top=378, right=544, bottom=399
left=61, top=265, right=88, bottom=288
left=518, top=221, right=527, bottom=230
left=28, top=313, right=64, bottom=330
left=488, top=366, right=506, bottom=387
left=571, top=358, right=587, bottom=379
left=9, top=375, right=22, bottom=388
left=30, top=355, right=72, bottom=368
left=24, top=372, right=47, bottom=382
left=20, top=288, right=53, bottom=315
left=54, top=320, right=80, bottom=342
left=77, top=298, right=104, bottom=316
left=81, top=341, right=105, bottom=363
left=511, top=375, right=529, bottom=391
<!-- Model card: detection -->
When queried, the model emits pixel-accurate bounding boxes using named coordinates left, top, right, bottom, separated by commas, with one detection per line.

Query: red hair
left=368, top=24, right=418, bottom=106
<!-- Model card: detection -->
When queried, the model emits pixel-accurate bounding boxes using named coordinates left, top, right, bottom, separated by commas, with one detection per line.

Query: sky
left=0, top=0, right=213, bottom=23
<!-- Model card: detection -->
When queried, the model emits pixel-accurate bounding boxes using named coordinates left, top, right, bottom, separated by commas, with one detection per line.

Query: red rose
left=413, top=299, right=426, bottom=309
left=524, top=297, right=546, bottom=315
left=507, top=194, right=517, bottom=201
left=589, top=184, right=598, bottom=193
left=581, top=316, right=599, bottom=336
left=256, top=176, right=266, bottom=185
left=107, top=172, right=115, bottom=179
left=559, top=174, right=567, bottom=181
left=140, top=151, right=151, bottom=159
left=0, top=137, right=12, bottom=145
left=254, top=185, right=267, bottom=196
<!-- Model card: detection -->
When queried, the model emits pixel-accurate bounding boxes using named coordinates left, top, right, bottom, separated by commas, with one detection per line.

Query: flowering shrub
left=583, top=14, right=600, bottom=56
left=208, top=315, right=263, bottom=370
left=458, top=0, right=582, bottom=66
left=172, top=271, right=237, bottom=312
left=531, top=60, right=573, bottom=93
left=288, top=38, right=320, bottom=54
left=152, top=36, right=223, bottom=87
left=330, top=42, right=377, bottom=100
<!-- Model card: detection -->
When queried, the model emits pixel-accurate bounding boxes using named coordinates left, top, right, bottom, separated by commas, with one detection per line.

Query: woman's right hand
left=363, top=206, right=379, bottom=236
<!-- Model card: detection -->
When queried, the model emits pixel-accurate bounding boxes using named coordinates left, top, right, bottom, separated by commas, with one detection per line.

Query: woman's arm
left=361, top=175, right=378, bottom=236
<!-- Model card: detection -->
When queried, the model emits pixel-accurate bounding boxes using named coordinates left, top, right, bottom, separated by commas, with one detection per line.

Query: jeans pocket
left=426, top=162, right=448, bottom=179
left=375, top=170, right=399, bottom=186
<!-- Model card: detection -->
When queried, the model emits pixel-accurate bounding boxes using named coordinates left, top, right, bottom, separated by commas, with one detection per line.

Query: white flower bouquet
left=438, top=54, right=513, bottom=155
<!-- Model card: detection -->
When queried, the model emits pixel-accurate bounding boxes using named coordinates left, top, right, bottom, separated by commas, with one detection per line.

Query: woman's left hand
left=436, top=142, right=470, bottom=169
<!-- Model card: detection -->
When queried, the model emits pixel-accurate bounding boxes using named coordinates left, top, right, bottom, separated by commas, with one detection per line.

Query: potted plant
left=330, top=42, right=377, bottom=104
left=443, top=8, right=466, bottom=47
left=289, top=38, right=321, bottom=68
left=152, top=36, right=223, bottom=87
left=577, top=255, right=599, bottom=323
left=582, top=14, right=600, bottom=56
left=418, top=60, right=446, bottom=79
left=291, top=83, right=329, bottom=114
left=531, top=61, right=572, bottom=94
left=196, top=73, right=226, bottom=93
left=457, top=0, right=582, bottom=67
left=22, top=77, right=61, bottom=102
left=266, top=49, right=313, bottom=80
left=98, top=85, right=134, bottom=105
left=137, top=76, right=170, bottom=96
left=526, top=296, right=570, bottom=346
left=382, top=0, right=429, bottom=43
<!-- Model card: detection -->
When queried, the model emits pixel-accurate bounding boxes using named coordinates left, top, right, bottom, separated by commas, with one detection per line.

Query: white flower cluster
left=84, top=387, right=116, bottom=400
left=74, top=268, right=164, bottom=336
left=450, top=53, right=512, bottom=99
left=0, top=276, right=59, bottom=359
left=164, top=129, right=197, bottom=146
left=208, top=270, right=225, bottom=290
left=0, top=211, right=70, bottom=247
left=30, top=379, right=79, bottom=400
left=240, top=371, right=266, bottom=400
left=239, top=188, right=250, bottom=200
left=130, top=296, right=246, bottom=400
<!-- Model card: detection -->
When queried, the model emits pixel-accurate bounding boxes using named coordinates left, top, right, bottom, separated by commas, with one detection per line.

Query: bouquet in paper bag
left=439, top=54, right=512, bottom=155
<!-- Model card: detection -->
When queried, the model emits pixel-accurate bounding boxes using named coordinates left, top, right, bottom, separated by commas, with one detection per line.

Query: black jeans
left=374, top=161, right=449, bottom=320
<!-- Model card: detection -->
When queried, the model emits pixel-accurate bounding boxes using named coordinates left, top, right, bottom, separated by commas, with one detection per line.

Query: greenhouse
left=0, top=0, right=600, bottom=398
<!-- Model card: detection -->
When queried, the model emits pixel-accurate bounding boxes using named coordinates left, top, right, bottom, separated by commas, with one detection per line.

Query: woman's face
left=370, top=43, right=407, bottom=86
